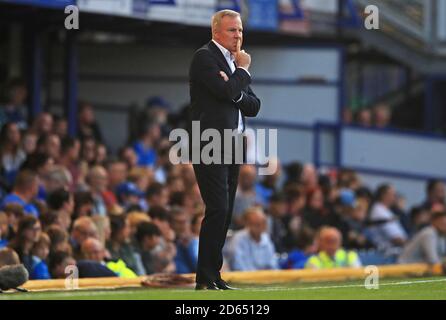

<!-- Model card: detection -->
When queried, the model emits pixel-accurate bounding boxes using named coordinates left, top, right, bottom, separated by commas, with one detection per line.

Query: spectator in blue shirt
left=1, top=169, right=40, bottom=217
left=227, top=207, right=278, bottom=271
left=132, top=121, right=160, bottom=168
left=280, top=227, right=317, bottom=269
left=170, top=206, right=198, bottom=274
left=30, top=232, right=51, bottom=279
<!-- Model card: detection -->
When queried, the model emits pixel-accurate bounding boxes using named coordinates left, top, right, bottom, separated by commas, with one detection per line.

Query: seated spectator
left=302, top=188, right=333, bottom=231
left=36, top=133, right=61, bottom=162
left=344, top=198, right=374, bottom=250
left=0, top=247, right=20, bottom=267
left=91, top=215, right=111, bottom=248
left=228, top=207, right=278, bottom=271
left=408, top=206, right=431, bottom=236
left=53, top=115, right=68, bottom=140
left=73, top=191, right=94, bottom=220
left=281, top=227, right=317, bottom=269
left=256, top=157, right=282, bottom=204
left=30, top=232, right=51, bottom=279
left=118, top=145, right=138, bottom=172
left=127, top=211, right=151, bottom=238
left=46, top=224, right=72, bottom=255
left=58, top=137, right=82, bottom=191
left=77, top=101, right=103, bottom=143
left=135, top=221, right=163, bottom=274
left=43, top=189, right=74, bottom=231
left=86, top=166, right=114, bottom=216
left=81, top=237, right=133, bottom=278
left=232, top=165, right=263, bottom=229
left=0, top=78, right=28, bottom=129
left=373, top=103, right=391, bottom=128
left=132, top=121, right=160, bottom=168
left=80, top=137, right=97, bottom=167
left=145, top=182, right=169, bottom=210
left=8, top=215, right=42, bottom=274
left=70, top=216, right=98, bottom=260
left=41, top=165, right=72, bottom=195
left=420, top=179, right=445, bottom=212
left=147, top=206, right=176, bottom=273
left=355, top=108, right=372, bottom=127
left=0, top=123, right=27, bottom=186
left=367, top=184, right=407, bottom=256
left=2, top=203, right=25, bottom=240
left=48, top=251, right=77, bottom=279
left=22, top=130, right=38, bottom=157
left=20, top=153, right=54, bottom=201
left=105, top=159, right=128, bottom=193
left=305, top=227, right=361, bottom=269
left=116, top=182, right=145, bottom=212
left=399, top=211, right=446, bottom=264
left=106, top=215, right=145, bottom=275
left=0, top=212, right=8, bottom=248
left=282, top=161, right=303, bottom=189
left=169, top=206, right=198, bottom=274
left=1, top=170, right=40, bottom=217
left=31, top=112, right=53, bottom=137
left=266, top=192, right=288, bottom=254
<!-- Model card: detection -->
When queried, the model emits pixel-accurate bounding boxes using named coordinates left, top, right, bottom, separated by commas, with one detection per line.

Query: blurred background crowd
left=0, top=78, right=445, bottom=280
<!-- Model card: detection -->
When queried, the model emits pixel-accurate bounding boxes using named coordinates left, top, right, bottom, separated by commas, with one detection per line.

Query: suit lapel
left=208, top=41, right=232, bottom=75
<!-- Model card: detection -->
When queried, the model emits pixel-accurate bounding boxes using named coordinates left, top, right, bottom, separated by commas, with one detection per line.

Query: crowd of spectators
left=0, top=78, right=445, bottom=280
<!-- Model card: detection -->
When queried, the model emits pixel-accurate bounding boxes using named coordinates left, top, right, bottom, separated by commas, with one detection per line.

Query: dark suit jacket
left=188, top=41, right=261, bottom=162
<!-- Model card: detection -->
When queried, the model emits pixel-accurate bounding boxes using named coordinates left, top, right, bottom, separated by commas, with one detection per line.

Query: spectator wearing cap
left=77, top=102, right=103, bottom=143
left=399, top=212, right=446, bottom=264
left=305, top=227, right=361, bottom=269
left=116, top=182, right=145, bottom=212
left=1, top=170, right=40, bottom=217
left=227, top=207, right=278, bottom=271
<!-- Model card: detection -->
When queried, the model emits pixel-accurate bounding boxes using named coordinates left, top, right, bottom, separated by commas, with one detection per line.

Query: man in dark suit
left=188, top=9, right=261, bottom=290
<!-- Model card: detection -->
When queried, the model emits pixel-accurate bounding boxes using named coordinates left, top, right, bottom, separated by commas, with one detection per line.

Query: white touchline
left=2, top=278, right=446, bottom=299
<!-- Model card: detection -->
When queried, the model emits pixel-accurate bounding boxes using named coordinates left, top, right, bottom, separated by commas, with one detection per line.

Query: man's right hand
left=235, top=50, right=251, bottom=70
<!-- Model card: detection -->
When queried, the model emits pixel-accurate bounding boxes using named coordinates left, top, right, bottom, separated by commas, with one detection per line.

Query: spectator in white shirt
left=227, top=206, right=278, bottom=271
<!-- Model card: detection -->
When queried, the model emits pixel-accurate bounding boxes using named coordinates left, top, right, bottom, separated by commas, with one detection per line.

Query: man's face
left=214, top=15, right=243, bottom=53
left=247, top=212, right=266, bottom=240
left=434, top=217, right=446, bottom=234
left=433, top=183, right=445, bottom=202
left=319, top=233, right=341, bottom=257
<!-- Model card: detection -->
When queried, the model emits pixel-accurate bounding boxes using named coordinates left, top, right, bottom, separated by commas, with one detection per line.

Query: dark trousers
left=193, top=162, right=240, bottom=284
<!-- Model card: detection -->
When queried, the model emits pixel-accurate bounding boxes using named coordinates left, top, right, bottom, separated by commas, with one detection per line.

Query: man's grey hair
left=211, top=9, right=240, bottom=34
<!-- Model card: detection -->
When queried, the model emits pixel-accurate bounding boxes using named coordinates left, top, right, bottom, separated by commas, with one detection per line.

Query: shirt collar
left=212, top=39, right=234, bottom=61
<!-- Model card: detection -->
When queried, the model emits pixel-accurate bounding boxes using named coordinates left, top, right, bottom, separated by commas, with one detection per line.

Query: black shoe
left=215, top=279, right=238, bottom=290
left=195, top=282, right=220, bottom=290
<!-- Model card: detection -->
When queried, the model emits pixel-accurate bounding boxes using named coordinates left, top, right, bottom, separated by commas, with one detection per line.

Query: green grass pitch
left=2, top=277, right=446, bottom=300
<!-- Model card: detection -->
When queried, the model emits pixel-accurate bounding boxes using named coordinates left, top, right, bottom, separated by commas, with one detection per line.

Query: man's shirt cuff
left=237, top=67, right=251, bottom=77
left=233, top=92, right=244, bottom=103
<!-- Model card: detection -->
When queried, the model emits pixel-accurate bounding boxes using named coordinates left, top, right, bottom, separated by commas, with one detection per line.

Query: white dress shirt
left=212, top=39, right=250, bottom=133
